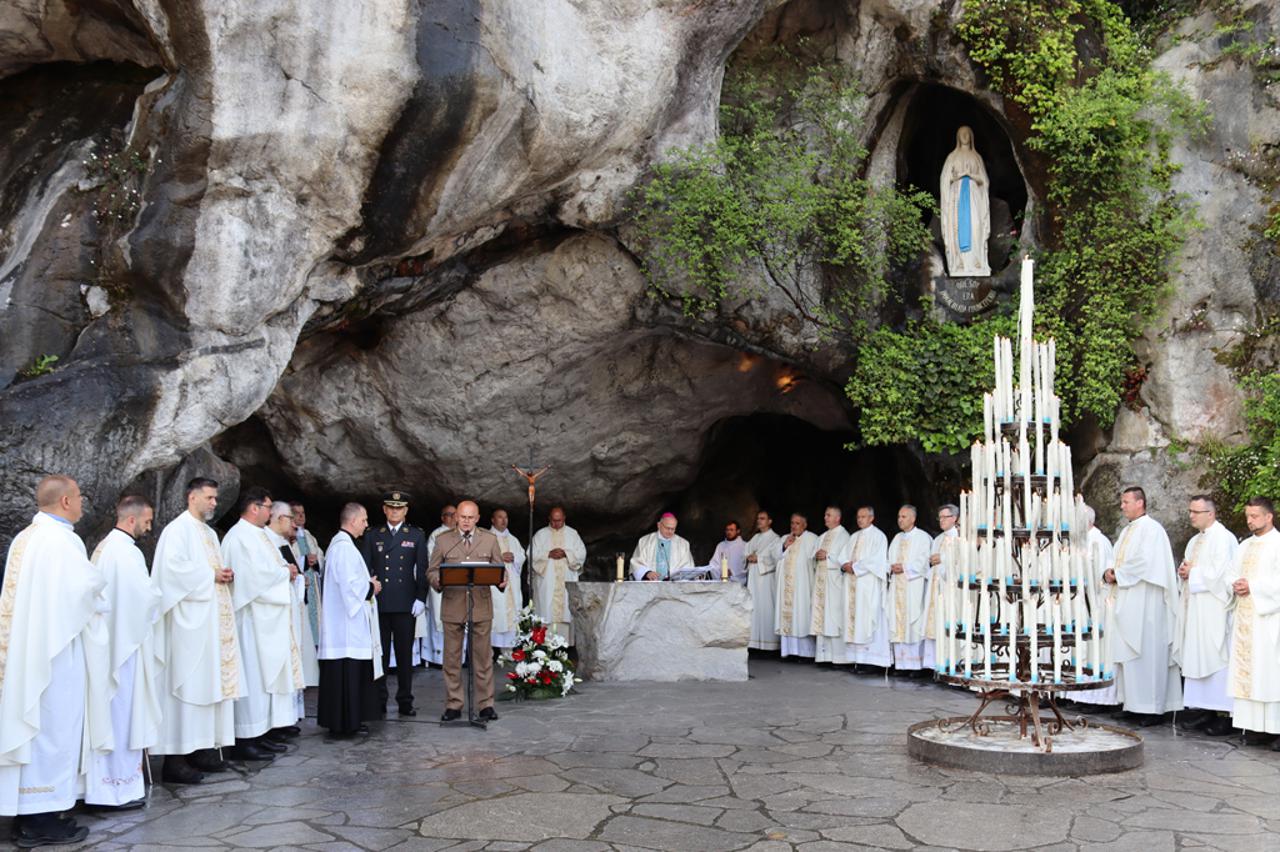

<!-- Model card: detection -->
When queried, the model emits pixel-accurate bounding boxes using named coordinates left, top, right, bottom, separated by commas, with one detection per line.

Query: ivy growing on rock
left=628, top=50, right=934, bottom=339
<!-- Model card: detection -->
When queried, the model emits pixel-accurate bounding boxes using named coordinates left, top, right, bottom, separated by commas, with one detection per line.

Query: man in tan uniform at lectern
left=428, top=500, right=506, bottom=722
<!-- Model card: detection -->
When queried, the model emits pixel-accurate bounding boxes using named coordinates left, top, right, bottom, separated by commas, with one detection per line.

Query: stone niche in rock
left=894, top=83, right=1031, bottom=320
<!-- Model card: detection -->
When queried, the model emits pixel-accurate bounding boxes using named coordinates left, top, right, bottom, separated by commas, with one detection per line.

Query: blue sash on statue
left=957, top=175, right=972, bottom=253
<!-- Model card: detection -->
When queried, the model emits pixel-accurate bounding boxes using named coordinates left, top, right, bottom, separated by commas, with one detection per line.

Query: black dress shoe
left=440, top=708, right=461, bottom=722
left=398, top=706, right=417, bottom=717
left=1133, top=712, right=1166, bottom=727
left=12, top=815, right=89, bottom=849
left=478, top=706, right=499, bottom=721
left=1244, top=730, right=1276, bottom=746
left=161, top=756, right=205, bottom=785
left=255, top=737, right=288, bottom=753
left=1203, top=716, right=1236, bottom=736
left=189, top=750, right=230, bottom=773
left=279, top=725, right=301, bottom=737
left=227, top=742, right=276, bottom=761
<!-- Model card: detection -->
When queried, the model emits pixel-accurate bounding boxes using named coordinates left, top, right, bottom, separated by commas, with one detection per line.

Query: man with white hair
left=841, top=506, right=891, bottom=672
left=1065, top=504, right=1118, bottom=706
left=887, top=505, right=933, bottom=674
left=632, top=512, right=694, bottom=580
left=775, top=513, right=819, bottom=659
left=266, top=501, right=315, bottom=739
left=923, top=504, right=960, bottom=671
left=812, top=507, right=852, bottom=664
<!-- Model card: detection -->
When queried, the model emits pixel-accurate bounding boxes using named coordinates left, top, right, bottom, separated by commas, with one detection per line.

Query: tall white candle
left=1019, top=434, right=1032, bottom=528
left=982, top=545, right=993, bottom=680
left=1024, top=544, right=1037, bottom=683
left=1008, top=568, right=1019, bottom=684
left=1052, top=585, right=1063, bottom=683
left=1072, top=546, right=1084, bottom=682
left=1003, top=337, right=1015, bottom=423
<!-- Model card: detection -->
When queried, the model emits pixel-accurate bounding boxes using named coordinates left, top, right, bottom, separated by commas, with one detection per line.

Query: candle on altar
left=721, top=555, right=729, bottom=582
left=616, top=554, right=625, bottom=583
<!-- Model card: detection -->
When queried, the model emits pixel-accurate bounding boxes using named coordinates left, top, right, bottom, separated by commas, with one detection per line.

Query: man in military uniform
left=361, top=491, right=429, bottom=716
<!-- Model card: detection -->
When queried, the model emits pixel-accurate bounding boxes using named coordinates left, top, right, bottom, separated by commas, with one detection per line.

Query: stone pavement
left=19, top=658, right=1280, bottom=851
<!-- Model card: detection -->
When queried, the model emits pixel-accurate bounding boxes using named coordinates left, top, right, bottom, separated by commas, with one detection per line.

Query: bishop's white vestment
left=631, top=532, right=694, bottom=580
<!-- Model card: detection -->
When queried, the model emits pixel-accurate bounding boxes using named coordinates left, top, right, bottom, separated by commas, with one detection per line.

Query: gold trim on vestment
left=0, top=525, right=36, bottom=692
left=811, top=530, right=835, bottom=630
left=780, top=541, right=799, bottom=635
left=196, top=524, right=241, bottom=700
left=891, top=536, right=908, bottom=643
left=1232, top=541, right=1261, bottom=700
left=550, top=528, right=566, bottom=624
left=844, top=534, right=864, bottom=638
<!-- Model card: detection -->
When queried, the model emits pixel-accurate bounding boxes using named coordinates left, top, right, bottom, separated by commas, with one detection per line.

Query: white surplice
left=843, top=525, right=891, bottom=667
left=268, top=528, right=319, bottom=720
left=222, top=520, right=300, bottom=739
left=631, top=532, right=694, bottom=580
left=83, top=529, right=161, bottom=805
left=488, top=527, right=527, bottom=648
left=922, top=527, right=960, bottom=670
left=705, top=538, right=748, bottom=585
left=1110, top=514, right=1183, bottom=715
left=530, top=525, right=587, bottom=643
left=320, top=532, right=379, bottom=664
left=0, top=513, right=108, bottom=815
left=1180, top=521, right=1238, bottom=712
left=745, top=530, right=781, bottom=650
left=1228, top=528, right=1280, bottom=733
left=151, top=511, right=243, bottom=755
left=774, top=530, right=819, bottom=658
left=812, top=525, right=852, bottom=663
left=886, top=527, right=933, bottom=669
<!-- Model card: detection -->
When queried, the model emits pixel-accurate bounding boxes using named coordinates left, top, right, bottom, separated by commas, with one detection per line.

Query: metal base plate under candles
left=908, top=711, right=1143, bottom=776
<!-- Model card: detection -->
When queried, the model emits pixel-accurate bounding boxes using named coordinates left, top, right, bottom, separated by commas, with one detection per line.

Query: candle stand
left=907, top=258, right=1143, bottom=775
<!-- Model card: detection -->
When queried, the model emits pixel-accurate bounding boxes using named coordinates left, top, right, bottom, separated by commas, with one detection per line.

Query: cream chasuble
left=1110, top=514, right=1182, bottom=715
left=774, top=530, right=818, bottom=638
left=531, top=524, right=587, bottom=641
left=488, top=527, right=527, bottom=646
left=1228, top=528, right=1280, bottom=733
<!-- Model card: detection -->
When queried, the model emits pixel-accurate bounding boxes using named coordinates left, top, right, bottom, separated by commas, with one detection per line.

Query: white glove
left=411, top=600, right=426, bottom=619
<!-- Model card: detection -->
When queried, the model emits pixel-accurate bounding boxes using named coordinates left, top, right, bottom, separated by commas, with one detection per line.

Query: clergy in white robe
left=290, top=502, right=324, bottom=651
left=488, top=509, right=527, bottom=649
left=632, top=513, right=695, bottom=580
left=318, top=504, right=382, bottom=736
left=775, top=514, right=819, bottom=658
left=812, top=508, right=853, bottom=664
left=1065, top=507, right=1119, bottom=705
left=922, top=505, right=960, bottom=671
left=531, top=507, right=588, bottom=643
left=1177, top=496, right=1238, bottom=726
left=1228, top=499, right=1280, bottom=738
left=84, top=497, right=162, bottom=808
left=841, top=507, right=892, bottom=669
left=0, top=477, right=106, bottom=847
left=421, top=504, right=457, bottom=666
left=221, top=489, right=301, bottom=755
left=745, top=512, right=781, bottom=651
left=705, top=522, right=748, bottom=584
left=266, top=503, right=318, bottom=728
left=151, top=477, right=244, bottom=784
left=887, top=506, right=933, bottom=672
left=1105, top=487, right=1182, bottom=721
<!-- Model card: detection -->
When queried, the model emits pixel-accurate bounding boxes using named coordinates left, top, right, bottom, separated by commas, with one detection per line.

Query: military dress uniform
left=361, top=492, right=429, bottom=714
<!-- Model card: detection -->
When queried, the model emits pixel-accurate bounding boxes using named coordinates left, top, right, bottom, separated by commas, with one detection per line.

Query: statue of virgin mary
left=940, top=125, right=991, bottom=277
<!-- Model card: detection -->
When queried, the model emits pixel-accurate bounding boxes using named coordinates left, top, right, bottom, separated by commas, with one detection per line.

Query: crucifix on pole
left=511, top=449, right=551, bottom=597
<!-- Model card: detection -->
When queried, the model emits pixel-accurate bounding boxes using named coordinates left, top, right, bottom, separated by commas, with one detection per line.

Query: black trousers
left=378, top=611, right=416, bottom=708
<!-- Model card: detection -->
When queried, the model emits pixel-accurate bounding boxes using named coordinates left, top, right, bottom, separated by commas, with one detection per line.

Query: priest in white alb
left=704, top=520, right=748, bottom=584
left=84, top=495, right=162, bottom=811
left=1104, top=486, right=1182, bottom=724
left=841, top=506, right=892, bottom=671
left=151, top=477, right=244, bottom=785
left=318, top=503, right=383, bottom=737
left=744, top=511, right=781, bottom=651
left=923, top=504, right=960, bottom=670
left=775, top=513, right=819, bottom=659
left=531, top=506, right=587, bottom=643
left=1228, top=497, right=1280, bottom=746
left=632, top=512, right=695, bottom=580
left=488, top=508, right=527, bottom=649
left=812, top=507, right=852, bottom=664
left=886, top=505, right=933, bottom=673
left=266, top=501, right=315, bottom=735
left=1065, top=505, right=1118, bottom=706
left=0, top=476, right=106, bottom=848
left=221, top=487, right=300, bottom=760
left=1177, top=495, right=1238, bottom=736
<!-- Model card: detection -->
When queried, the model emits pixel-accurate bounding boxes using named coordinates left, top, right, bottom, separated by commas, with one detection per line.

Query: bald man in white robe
left=887, top=506, right=933, bottom=673
left=531, top=508, right=587, bottom=643
left=841, top=507, right=892, bottom=670
left=775, top=514, right=819, bottom=659
left=812, top=507, right=852, bottom=664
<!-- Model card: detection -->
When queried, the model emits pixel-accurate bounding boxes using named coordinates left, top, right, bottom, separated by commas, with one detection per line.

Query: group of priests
left=621, top=492, right=1280, bottom=747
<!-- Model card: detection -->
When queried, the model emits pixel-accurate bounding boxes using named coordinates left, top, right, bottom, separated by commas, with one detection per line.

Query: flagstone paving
left=17, top=658, right=1280, bottom=851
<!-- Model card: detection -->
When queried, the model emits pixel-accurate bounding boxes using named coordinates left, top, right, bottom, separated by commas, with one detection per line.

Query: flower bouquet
left=501, top=604, right=579, bottom=700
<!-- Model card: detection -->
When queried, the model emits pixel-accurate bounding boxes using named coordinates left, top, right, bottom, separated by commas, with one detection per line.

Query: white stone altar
left=567, top=581, right=751, bottom=682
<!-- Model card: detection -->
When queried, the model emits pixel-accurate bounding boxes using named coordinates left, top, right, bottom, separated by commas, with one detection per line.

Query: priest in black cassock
left=317, top=503, right=382, bottom=737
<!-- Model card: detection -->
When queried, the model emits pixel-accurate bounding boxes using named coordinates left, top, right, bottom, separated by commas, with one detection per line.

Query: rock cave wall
left=0, top=0, right=1276, bottom=558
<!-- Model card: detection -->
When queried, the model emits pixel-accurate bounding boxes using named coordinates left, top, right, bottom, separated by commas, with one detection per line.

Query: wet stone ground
left=15, top=657, right=1280, bottom=851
